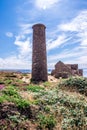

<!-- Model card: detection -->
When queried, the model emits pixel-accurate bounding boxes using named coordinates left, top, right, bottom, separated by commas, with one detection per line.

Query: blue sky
left=0, top=0, right=87, bottom=70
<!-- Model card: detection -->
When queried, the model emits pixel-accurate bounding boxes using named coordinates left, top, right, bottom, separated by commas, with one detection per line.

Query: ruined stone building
left=32, top=24, right=48, bottom=82
left=66, top=64, right=83, bottom=76
left=51, top=61, right=83, bottom=78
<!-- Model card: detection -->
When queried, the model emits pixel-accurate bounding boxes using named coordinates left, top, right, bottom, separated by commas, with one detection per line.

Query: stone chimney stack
left=32, top=23, right=48, bottom=82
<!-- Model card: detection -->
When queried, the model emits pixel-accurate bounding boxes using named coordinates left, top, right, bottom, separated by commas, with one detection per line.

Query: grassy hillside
left=0, top=72, right=87, bottom=130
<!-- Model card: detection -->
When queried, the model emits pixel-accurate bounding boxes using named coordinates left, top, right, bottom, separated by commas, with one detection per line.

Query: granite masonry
left=32, top=24, right=48, bottom=82
left=51, top=61, right=83, bottom=78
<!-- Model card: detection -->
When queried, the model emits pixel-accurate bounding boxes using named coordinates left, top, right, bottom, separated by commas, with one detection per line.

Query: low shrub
left=2, top=85, right=18, bottom=96
left=59, top=77, right=87, bottom=95
left=43, top=81, right=51, bottom=87
left=1, top=85, right=30, bottom=109
left=27, top=85, right=44, bottom=92
left=38, top=114, right=56, bottom=130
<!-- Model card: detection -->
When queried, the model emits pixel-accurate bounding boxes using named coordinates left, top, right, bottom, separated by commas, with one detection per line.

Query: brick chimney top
left=32, top=23, right=46, bottom=29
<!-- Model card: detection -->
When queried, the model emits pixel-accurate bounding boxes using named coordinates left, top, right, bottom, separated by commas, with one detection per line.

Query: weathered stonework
left=32, top=24, right=48, bottom=82
left=51, top=61, right=83, bottom=78
left=66, top=64, right=78, bottom=70
left=78, top=69, right=83, bottom=76
left=66, top=64, right=83, bottom=76
left=51, top=61, right=72, bottom=78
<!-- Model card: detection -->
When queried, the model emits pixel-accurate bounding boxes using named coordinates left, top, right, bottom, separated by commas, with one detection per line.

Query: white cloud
left=46, top=10, right=87, bottom=70
left=59, top=10, right=87, bottom=47
left=14, top=35, right=32, bottom=58
left=14, top=22, right=32, bottom=60
left=1, top=23, right=32, bottom=69
left=6, top=32, right=13, bottom=37
left=35, top=0, right=61, bottom=10
left=47, top=34, right=71, bottom=51
left=0, top=56, right=31, bottom=69
left=19, top=23, right=32, bottom=34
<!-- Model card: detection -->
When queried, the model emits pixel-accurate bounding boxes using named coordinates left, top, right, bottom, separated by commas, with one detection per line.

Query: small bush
left=14, top=98, right=30, bottom=109
left=0, top=96, right=6, bottom=103
left=59, top=77, right=87, bottom=95
left=38, top=114, right=56, bottom=130
left=2, top=85, right=18, bottom=96
left=44, top=106, right=50, bottom=112
left=5, top=79, right=12, bottom=85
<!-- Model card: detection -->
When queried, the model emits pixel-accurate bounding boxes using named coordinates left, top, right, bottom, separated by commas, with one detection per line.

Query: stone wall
left=66, top=64, right=78, bottom=70
left=51, top=61, right=83, bottom=78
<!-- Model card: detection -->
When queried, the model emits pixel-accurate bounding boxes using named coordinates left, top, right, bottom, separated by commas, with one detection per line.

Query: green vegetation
left=0, top=73, right=87, bottom=129
left=1, top=85, right=30, bottom=108
left=58, top=77, right=87, bottom=95
left=43, top=81, right=51, bottom=87
left=27, top=84, right=44, bottom=92
left=37, top=114, right=56, bottom=130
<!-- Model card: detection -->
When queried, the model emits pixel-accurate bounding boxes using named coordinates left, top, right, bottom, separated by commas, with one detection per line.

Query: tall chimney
left=32, top=23, right=48, bottom=82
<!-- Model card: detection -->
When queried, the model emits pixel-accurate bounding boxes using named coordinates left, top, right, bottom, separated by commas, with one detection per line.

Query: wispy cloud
left=19, top=23, right=32, bottom=35
left=49, top=47, right=86, bottom=60
left=2, top=23, right=32, bottom=69
left=59, top=10, right=87, bottom=47
left=6, top=32, right=13, bottom=37
left=14, top=35, right=32, bottom=58
left=0, top=30, right=32, bottom=69
left=14, top=22, right=33, bottom=59
left=0, top=56, right=31, bottom=69
left=47, top=33, right=72, bottom=51
left=47, top=46, right=87, bottom=68
left=45, top=10, right=87, bottom=69
left=47, top=34, right=70, bottom=51
left=35, top=0, right=61, bottom=10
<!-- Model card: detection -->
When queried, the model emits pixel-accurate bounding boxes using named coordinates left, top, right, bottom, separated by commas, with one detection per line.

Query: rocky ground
left=0, top=71, right=87, bottom=130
